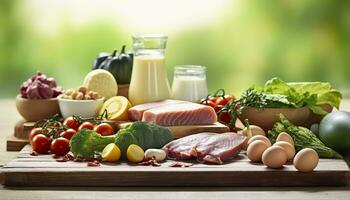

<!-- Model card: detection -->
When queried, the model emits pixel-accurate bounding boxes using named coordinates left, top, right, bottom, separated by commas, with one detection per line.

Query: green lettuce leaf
left=257, top=78, right=342, bottom=115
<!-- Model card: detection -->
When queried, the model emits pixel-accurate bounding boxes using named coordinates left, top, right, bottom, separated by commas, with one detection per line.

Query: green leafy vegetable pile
left=70, top=122, right=174, bottom=158
left=220, top=78, right=342, bottom=131
left=268, top=114, right=342, bottom=158
left=253, top=77, right=342, bottom=115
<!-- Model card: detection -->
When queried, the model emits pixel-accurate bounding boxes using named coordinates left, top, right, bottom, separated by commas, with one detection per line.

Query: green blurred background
left=1, top=0, right=350, bottom=98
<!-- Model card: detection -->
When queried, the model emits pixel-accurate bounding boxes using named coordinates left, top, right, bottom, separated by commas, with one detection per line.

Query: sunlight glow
left=23, top=0, right=232, bottom=36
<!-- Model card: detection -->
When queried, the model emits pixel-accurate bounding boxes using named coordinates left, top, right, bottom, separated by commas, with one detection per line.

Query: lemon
left=127, top=144, right=144, bottom=163
left=99, top=96, right=132, bottom=121
left=102, top=143, right=121, bottom=162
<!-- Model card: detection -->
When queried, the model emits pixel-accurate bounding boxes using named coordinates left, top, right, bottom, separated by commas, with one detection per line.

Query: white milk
left=128, top=55, right=171, bottom=105
left=172, top=76, right=208, bottom=102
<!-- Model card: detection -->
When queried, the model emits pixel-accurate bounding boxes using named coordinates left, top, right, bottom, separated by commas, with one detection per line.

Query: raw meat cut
left=163, top=132, right=246, bottom=164
left=142, top=102, right=217, bottom=126
left=128, top=100, right=184, bottom=121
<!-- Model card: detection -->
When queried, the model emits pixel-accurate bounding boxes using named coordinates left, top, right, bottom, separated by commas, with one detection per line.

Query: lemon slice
left=102, top=143, right=121, bottom=162
left=99, top=96, right=132, bottom=121
left=127, top=144, right=145, bottom=163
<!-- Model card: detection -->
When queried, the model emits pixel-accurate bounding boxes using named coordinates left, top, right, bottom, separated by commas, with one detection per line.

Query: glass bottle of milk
left=129, top=34, right=171, bottom=105
left=172, top=65, right=208, bottom=102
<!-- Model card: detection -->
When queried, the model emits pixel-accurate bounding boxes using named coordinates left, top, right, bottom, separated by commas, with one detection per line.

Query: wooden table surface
left=0, top=99, right=350, bottom=200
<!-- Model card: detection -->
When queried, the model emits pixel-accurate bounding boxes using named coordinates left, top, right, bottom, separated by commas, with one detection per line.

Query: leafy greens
left=268, top=114, right=342, bottom=158
left=251, top=77, right=342, bottom=115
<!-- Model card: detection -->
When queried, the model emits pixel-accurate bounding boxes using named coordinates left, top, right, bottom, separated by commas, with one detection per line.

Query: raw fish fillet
left=128, top=100, right=184, bottom=121
left=142, top=102, right=217, bottom=126
left=163, top=132, right=246, bottom=164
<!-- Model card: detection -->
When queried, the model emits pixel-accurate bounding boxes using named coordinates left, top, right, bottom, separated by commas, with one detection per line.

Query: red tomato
left=219, top=112, right=231, bottom=124
left=32, top=134, right=51, bottom=154
left=214, top=105, right=223, bottom=112
left=78, top=122, right=94, bottom=130
left=216, top=95, right=235, bottom=106
left=63, top=117, right=80, bottom=131
left=51, top=137, right=70, bottom=156
left=209, top=96, right=220, bottom=102
left=199, top=99, right=216, bottom=108
left=94, top=123, right=114, bottom=136
left=29, top=128, right=42, bottom=144
left=60, top=128, right=77, bottom=140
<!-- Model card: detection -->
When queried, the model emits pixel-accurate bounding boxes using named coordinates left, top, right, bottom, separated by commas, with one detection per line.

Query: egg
left=262, top=146, right=287, bottom=168
left=276, top=132, right=294, bottom=146
left=247, top=135, right=272, bottom=147
left=247, top=140, right=269, bottom=162
left=273, top=141, right=295, bottom=160
left=293, top=148, right=319, bottom=172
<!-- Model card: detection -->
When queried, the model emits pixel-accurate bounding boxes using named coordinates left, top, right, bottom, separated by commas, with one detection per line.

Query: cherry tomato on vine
left=51, top=137, right=70, bottom=156
left=78, top=122, right=94, bottom=130
left=94, top=123, right=114, bottom=136
left=63, top=117, right=80, bottom=131
left=29, top=128, right=43, bottom=144
left=216, top=95, right=235, bottom=106
left=32, top=134, right=51, bottom=154
left=209, top=96, right=220, bottom=102
left=199, top=98, right=216, bottom=108
left=219, top=112, right=231, bottom=124
left=214, top=105, right=223, bottom=112
left=60, top=128, right=77, bottom=140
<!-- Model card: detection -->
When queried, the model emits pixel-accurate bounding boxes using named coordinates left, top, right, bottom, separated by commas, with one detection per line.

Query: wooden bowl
left=16, top=95, right=60, bottom=122
left=239, top=107, right=311, bottom=131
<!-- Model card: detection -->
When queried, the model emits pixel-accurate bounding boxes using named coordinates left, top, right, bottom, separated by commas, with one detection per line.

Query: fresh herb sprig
left=218, top=88, right=270, bottom=131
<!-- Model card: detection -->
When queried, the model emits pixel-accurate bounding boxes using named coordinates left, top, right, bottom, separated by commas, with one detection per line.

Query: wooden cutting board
left=1, top=145, right=349, bottom=187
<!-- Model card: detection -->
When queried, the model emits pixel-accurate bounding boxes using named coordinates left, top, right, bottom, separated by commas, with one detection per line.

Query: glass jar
left=172, top=65, right=208, bottom=102
left=128, top=34, right=171, bottom=105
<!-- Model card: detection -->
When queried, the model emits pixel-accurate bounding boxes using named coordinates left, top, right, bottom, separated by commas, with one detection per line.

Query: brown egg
left=262, top=146, right=287, bottom=168
left=276, top=132, right=294, bottom=146
left=248, top=135, right=272, bottom=147
left=247, top=140, right=269, bottom=162
left=274, top=141, right=295, bottom=160
left=293, top=148, right=319, bottom=172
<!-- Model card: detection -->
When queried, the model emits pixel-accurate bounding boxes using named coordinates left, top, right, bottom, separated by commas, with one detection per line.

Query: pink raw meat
left=163, top=132, right=246, bottom=164
left=128, top=100, right=184, bottom=121
left=142, top=102, right=217, bottom=126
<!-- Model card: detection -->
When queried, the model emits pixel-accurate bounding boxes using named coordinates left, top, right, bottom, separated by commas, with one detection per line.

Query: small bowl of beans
left=58, top=86, right=104, bottom=119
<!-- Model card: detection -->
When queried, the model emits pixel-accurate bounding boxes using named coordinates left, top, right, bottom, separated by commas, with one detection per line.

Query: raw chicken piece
left=163, top=132, right=246, bottom=164
left=128, top=100, right=184, bottom=121
left=142, top=102, right=217, bottom=126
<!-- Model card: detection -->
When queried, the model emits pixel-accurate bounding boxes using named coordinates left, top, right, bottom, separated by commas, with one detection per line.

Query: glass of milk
left=172, top=65, right=208, bottom=102
left=129, top=34, right=172, bottom=105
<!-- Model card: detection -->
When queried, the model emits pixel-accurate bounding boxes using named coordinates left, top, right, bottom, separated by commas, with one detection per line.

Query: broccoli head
left=70, top=122, right=174, bottom=159
left=69, top=129, right=115, bottom=158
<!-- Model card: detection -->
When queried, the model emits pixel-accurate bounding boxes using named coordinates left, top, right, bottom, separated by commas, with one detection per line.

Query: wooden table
left=0, top=99, right=350, bottom=200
